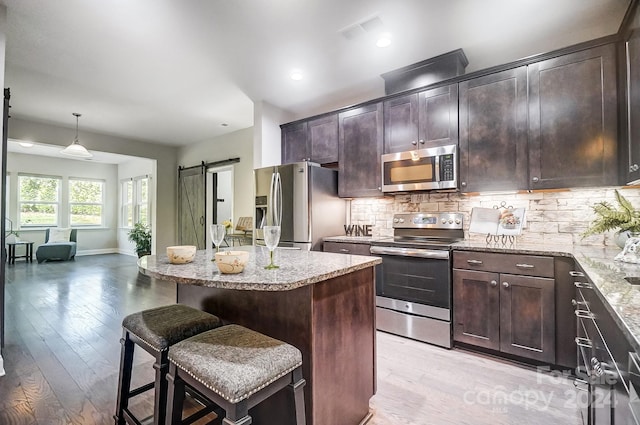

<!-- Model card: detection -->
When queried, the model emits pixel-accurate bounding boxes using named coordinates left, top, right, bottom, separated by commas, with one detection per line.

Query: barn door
left=178, top=165, right=206, bottom=249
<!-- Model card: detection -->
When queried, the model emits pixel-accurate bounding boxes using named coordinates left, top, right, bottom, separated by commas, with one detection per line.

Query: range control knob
left=449, top=219, right=454, bottom=224
left=441, top=219, right=447, bottom=224
left=455, top=219, right=461, bottom=224
left=398, top=218, right=405, bottom=223
left=393, top=218, right=399, bottom=223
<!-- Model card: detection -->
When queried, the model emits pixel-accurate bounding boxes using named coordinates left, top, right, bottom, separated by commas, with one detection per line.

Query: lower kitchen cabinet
left=453, top=252, right=556, bottom=364
left=323, top=241, right=372, bottom=256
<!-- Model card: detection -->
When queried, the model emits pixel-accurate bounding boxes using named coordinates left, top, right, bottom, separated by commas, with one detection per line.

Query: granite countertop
left=138, top=245, right=381, bottom=291
left=453, top=241, right=640, bottom=352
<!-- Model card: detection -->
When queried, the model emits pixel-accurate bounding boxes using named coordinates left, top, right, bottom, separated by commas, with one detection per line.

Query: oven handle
left=370, top=246, right=450, bottom=260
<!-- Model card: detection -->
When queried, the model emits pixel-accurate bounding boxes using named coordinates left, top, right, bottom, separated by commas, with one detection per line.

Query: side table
left=6, top=241, right=34, bottom=264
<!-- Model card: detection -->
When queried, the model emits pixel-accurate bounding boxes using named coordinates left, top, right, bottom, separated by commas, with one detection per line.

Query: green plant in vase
left=582, top=189, right=640, bottom=247
left=127, top=222, right=152, bottom=257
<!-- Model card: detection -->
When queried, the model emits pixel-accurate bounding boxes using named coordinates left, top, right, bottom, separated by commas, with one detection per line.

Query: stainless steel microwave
left=381, top=145, right=457, bottom=192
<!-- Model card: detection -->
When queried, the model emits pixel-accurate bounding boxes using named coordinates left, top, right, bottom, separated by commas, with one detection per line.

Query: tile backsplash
left=349, top=187, right=640, bottom=246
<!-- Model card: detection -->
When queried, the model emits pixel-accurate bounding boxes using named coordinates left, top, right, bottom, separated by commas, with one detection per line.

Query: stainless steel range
left=370, top=212, right=464, bottom=348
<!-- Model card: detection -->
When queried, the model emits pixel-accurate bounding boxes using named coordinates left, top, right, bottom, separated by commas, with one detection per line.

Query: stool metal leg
left=289, top=367, right=307, bottom=425
left=114, top=331, right=135, bottom=425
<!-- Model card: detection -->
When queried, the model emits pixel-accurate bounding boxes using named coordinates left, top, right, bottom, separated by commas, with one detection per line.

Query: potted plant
left=582, top=189, right=640, bottom=247
left=127, top=222, right=151, bottom=257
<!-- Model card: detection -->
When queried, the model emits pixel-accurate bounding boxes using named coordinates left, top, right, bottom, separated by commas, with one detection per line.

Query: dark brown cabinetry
left=623, top=6, right=640, bottom=185
left=453, top=251, right=556, bottom=363
left=528, top=44, right=618, bottom=189
left=458, top=67, right=528, bottom=192
left=338, top=103, right=384, bottom=198
left=323, top=241, right=371, bottom=256
left=281, top=114, right=339, bottom=165
left=383, top=84, right=458, bottom=153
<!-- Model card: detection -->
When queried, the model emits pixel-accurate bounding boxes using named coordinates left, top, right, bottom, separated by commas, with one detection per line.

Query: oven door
left=370, top=246, right=451, bottom=319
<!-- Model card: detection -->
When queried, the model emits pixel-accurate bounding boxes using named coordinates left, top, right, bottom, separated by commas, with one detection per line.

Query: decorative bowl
left=215, top=250, right=249, bottom=274
left=166, top=245, right=197, bottom=264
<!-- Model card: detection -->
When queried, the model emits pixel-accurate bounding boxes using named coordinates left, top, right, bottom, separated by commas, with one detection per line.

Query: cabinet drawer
left=323, top=241, right=371, bottom=256
left=453, top=251, right=554, bottom=278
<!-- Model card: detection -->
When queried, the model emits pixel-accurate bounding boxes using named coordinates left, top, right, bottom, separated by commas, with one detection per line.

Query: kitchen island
left=139, top=246, right=381, bottom=425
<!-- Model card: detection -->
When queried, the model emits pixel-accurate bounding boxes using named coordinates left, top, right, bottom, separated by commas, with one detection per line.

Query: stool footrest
left=129, top=381, right=155, bottom=398
left=122, top=408, right=145, bottom=425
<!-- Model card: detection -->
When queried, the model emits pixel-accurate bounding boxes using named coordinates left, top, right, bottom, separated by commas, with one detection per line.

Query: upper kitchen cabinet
left=459, top=67, right=529, bottom=192
left=528, top=44, right=618, bottom=189
left=383, top=84, right=458, bottom=154
left=623, top=3, right=640, bottom=185
left=339, top=102, right=384, bottom=197
left=281, top=114, right=339, bottom=165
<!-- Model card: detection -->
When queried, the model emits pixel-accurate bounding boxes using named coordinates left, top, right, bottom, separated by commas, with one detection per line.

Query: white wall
left=8, top=117, right=178, bottom=252
left=7, top=152, right=118, bottom=254
left=178, top=127, right=254, bottom=236
left=253, top=101, right=292, bottom=169
left=117, top=157, right=155, bottom=255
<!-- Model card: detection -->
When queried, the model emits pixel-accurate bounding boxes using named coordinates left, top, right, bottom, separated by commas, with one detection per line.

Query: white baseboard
left=0, top=354, right=5, bottom=377
left=117, top=249, right=138, bottom=257
left=76, top=248, right=120, bottom=256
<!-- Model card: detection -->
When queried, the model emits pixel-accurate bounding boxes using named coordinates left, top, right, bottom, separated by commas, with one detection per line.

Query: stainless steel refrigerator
left=254, top=162, right=345, bottom=251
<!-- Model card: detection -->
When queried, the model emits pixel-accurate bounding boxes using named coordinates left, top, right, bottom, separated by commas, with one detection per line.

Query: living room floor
left=0, top=254, right=580, bottom=425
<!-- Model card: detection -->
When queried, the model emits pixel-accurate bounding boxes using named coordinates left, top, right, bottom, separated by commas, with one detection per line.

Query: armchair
left=36, top=228, right=77, bottom=263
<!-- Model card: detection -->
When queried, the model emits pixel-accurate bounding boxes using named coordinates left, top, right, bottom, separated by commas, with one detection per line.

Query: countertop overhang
left=138, top=245, right=381, bottom=291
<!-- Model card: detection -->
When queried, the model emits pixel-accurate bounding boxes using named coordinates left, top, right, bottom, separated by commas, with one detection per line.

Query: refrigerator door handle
left=268, top=170, right=283, bottom=227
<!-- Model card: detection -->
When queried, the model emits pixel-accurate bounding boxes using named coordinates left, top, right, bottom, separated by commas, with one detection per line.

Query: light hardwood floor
left=0, top=254, right=581, bottom=425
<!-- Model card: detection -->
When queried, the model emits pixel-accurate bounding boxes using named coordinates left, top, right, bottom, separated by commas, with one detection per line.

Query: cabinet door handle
left=574, top=281, right=593, bottom=289
left=502, top=282, right=510, bottom=288
left=466, top=259, right=483, bottom=265
left=490, top=280, right=497, bottom=287
left=569, top=271, right=585, bottom=277
left=575, top=309, right=595, bottom=319
left=461, top=181, right=467, bottom=187
left=339, top=249, right=350, bottom=253
left=515, top=263, right=534, bottom=269
left=571, top=299, right=587, bottom=307
left=631, top=164, right=639, bottom=172
left=411, top=141, right=417, bottom=146
left=419, top=139, right=425, bottom=144
left=532, top=176, right=540, bottom=183
left=575, top=337, right=592, bottom=348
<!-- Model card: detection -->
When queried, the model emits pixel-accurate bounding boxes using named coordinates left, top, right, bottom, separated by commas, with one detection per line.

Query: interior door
left=178, top=165, right=206, bottom=249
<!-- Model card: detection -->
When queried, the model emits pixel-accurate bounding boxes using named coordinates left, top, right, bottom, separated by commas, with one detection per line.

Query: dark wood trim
left=618, top=0, right=640, bottom=38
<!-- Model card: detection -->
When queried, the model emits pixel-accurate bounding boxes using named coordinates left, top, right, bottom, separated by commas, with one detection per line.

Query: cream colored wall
left=178, top=127, right=254, bottom=233
left=8, top=117, right=178, bottom=252
left=7, top=151, right=118, bottom=253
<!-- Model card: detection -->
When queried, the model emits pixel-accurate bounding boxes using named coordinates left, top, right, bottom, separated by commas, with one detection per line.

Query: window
left=136, top=177, right=149, bottom=226
left=18, top=175, right=61, bottom=227
left=121, top=176, right=149, bottom=228
left=121, top=180, right=133, bottom=228
left=69, top=178, right=105, bottom=226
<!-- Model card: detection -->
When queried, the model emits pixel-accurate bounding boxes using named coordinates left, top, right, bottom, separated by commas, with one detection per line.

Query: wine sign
left=344, top=224, right=372, bottom=237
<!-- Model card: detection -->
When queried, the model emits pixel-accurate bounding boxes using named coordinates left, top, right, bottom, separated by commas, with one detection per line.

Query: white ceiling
left=1, top=0, right=631, bottom=148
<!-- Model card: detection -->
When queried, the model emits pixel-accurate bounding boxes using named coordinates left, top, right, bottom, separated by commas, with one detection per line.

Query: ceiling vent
left=339, top=15, right=384, bottom=40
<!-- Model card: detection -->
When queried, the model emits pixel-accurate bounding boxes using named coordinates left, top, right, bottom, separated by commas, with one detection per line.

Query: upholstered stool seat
left=166, top=324, right=306, bottom=425
left=114, top=304, right=223, bottom=425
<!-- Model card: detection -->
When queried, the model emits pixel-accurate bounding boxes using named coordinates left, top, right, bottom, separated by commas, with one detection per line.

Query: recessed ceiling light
left=376, top=33, right=392, bottom=48
left=290, top=69, right=303, bottom=81
left=19, top=141, right=34, bottom=148
left=221, top=123, right=228, bottom=127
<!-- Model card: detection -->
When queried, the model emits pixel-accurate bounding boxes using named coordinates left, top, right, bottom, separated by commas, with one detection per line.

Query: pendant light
left=60, top=112, right=93, bottom=158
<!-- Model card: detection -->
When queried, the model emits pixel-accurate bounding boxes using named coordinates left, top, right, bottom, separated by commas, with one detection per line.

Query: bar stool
left=114, top=304, right=223, bottom=425
left=165, top=324, right=306, bottom=425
